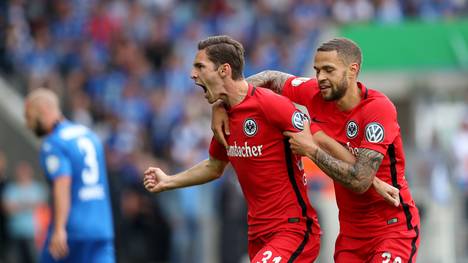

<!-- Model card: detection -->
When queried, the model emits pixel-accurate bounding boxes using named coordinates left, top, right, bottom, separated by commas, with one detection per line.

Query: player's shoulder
left=285, top=77, right=321, bottom=100
left=254, top=86, right=292, bottom=105
left=44, top=121, right=94, bottom=148
left=364, top=88, right=396, bottom=111
left=57, top=120, right=93, bottom=140
left=366, top=88, right=390, bottom=102
left=40, top=136, right=61, bottom=158
left=42, top=127, right=65, bottom=150
left=255, top=86, right=283, bottom=99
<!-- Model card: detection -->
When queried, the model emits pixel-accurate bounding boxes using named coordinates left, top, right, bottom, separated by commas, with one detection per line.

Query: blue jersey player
left=24, top=88, right=114, bottom=263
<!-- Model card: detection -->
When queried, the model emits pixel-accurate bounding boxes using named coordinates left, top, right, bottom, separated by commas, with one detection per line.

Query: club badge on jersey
left=244, top=118, right=258, bottom=137
left=346, top=120, right=359, bottom=139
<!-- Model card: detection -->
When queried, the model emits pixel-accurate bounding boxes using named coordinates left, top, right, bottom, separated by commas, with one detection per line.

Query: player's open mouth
left=196, top=83, right=207, bottom=93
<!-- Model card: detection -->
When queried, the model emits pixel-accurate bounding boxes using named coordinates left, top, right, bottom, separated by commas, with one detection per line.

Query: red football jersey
left=282, top=77, right=420, bottom=238
left=209, top=85, right=320, bottom=240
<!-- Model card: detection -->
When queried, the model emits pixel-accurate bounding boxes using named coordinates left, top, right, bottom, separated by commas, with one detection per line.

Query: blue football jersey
left=39, top=120, right=114, bottom=240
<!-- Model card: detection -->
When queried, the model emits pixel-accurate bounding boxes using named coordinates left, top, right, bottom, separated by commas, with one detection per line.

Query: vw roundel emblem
left=292, top=111, right=308, bottom=130
left=346, top=121, right=359, bottom=139
left=243, top=118, right=258, bottom=137
left=365, top=122, right=385, bottom=143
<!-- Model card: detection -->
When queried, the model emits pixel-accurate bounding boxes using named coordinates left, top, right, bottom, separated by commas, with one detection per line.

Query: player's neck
left=44, top=114, right=63, bottom=133
left=224, top=79, right=249, bottom=108
left=336, top=82, right=361, bottom=112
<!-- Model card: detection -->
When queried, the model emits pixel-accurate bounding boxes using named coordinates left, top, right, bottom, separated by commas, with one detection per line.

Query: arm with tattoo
left=246, top=70, right=293, bottom=94
left=309, top=148, right=384, bottom=193
left=285, top=123, right=397, bottom=202
left=285, top=124, right=384, bottom=193
left=311, top=131, right=399, bottom=205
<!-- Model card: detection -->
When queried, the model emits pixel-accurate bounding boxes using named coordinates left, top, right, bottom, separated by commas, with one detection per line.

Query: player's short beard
left=33, top=119, right=48, bottom=137
left=324, top=72, right=348, bottom=101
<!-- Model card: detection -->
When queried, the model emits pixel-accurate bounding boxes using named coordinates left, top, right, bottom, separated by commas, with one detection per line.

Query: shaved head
left=24, top=88, right=62, bottom=137
left=25, top=88, right=60, bottom=111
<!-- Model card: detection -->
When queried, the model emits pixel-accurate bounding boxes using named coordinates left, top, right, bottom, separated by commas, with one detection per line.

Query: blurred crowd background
left=0, top=0, right=468, bottom=262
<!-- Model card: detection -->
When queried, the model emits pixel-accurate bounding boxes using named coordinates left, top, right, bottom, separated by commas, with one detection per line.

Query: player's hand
left=143, top=167, right=169, bottom=193
left=49, top=228, right=68, bottom=260
left=373, top=178, right=400, bottom=207
left=211, top=100, right=230, bottom=148
left=283, top=120, right=318, bottom=157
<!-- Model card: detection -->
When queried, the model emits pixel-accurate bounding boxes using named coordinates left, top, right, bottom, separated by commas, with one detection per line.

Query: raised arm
left=143, top=157, right=228, bottom=193
left=246, top=70, right=293, bottom=94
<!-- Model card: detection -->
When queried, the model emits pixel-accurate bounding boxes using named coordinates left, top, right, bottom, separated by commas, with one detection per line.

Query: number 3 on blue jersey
left=77, top=137, right=99, bottom=185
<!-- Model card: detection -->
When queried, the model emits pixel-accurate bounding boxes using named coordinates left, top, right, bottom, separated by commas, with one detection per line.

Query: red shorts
left=249, top=231, right=320, bottom=263
left=334, top=226, right=420, bottom=263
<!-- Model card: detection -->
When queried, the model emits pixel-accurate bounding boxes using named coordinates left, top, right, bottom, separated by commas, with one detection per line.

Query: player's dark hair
left=198, top=35, right=245, bottom=80
left=317, top=38, right=362, bottom=72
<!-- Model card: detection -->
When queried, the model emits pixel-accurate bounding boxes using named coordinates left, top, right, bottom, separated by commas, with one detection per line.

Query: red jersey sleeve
left=208, top=137, right=229, bottom=162
left=282, top=76, right=318, bottom=105
left=309, top=122, right=322, bottom=135
left=359, top=98, right=399, bottom=155
left=257, top=89, right=306, bottom=133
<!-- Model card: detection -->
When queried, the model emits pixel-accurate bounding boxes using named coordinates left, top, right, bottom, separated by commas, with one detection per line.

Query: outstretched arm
left=246, top=70, right=293, bottom=94
left=143, top=157, right=228, bottom=193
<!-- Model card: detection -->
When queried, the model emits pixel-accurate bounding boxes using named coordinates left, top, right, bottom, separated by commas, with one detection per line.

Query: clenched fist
left=143, top=167, right=169, bottom=193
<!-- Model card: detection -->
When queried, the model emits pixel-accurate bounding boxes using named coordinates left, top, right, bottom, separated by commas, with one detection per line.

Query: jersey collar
left=358, top=81, right=368, bottom=99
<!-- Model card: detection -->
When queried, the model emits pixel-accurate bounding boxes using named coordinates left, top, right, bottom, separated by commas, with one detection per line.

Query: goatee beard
left=34, top=120, right=48, bottom=137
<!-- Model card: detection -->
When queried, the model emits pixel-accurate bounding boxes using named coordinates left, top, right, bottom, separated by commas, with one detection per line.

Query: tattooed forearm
left=312, top=148, right=357, bottom=189
left=358, top=148, right=384, bottom=173
left=310, top=148, right=384, bottom=193
left=246, top=70, right=293, bottom=94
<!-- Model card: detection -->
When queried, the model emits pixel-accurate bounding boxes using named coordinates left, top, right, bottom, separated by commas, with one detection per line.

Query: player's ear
left=348, top=63, right=359, bottom=78
left=219, top=63, right=230, bottom=78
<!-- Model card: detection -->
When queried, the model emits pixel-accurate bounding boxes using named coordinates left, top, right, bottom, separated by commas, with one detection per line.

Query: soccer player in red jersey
left=213, top=38, right=420, bottom=263
left=144, top=35, right=324, bottom=262
left=143, top=36, right=398, bottom=262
